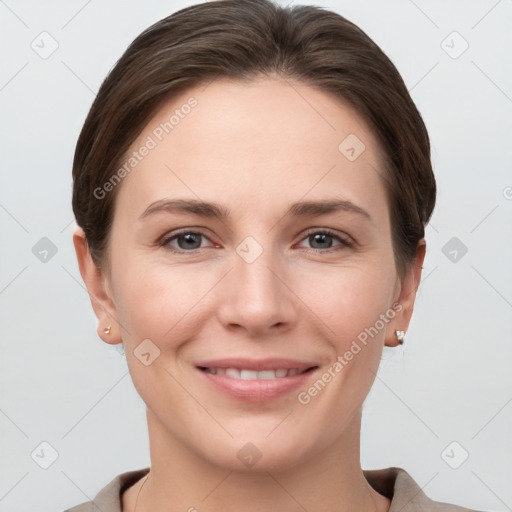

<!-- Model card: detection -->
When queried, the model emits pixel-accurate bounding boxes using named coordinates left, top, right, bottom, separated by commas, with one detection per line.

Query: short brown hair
left=72, top=0, right=436, bottom=279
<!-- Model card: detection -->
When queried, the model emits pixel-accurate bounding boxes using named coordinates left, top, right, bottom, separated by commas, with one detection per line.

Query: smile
left=196, top=363, right=319, bottom=402
left=199, top=367, right=315, bottom=379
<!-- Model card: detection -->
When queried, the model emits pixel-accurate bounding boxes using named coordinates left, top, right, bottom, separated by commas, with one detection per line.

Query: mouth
left=197, top=366, right=317, bottom=379
left=195, top=359, right=319, bottom=402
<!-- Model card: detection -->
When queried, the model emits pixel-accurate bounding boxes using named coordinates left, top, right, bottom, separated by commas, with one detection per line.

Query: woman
left=65, top=0, right=481, bottom=510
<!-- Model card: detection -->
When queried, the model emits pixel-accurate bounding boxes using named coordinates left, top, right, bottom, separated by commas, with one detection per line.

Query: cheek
left=304, top=261, right=396, bottom=343
left=112, top=259, right=212, bottom=347
left=112, top=266, right=204, bottom=401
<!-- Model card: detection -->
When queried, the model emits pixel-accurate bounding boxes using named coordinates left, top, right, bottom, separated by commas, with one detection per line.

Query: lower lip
left=196, top=367, right=318, bottom=402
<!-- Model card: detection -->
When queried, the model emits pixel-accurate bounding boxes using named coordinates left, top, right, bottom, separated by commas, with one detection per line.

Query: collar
left=85, top=466, right=472, bottom=512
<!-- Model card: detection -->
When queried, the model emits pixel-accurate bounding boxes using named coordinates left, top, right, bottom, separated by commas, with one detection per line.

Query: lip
left=195, top=358, right=319, bottom=403
left=195, top=357, right=317, bottom=372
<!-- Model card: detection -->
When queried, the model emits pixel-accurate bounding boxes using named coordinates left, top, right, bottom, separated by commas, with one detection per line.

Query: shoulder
left=62, top=467, right=150, bottom=512
left=64, top=465, right=484, bottom=511
left=363, top=466, right=485, bottom=511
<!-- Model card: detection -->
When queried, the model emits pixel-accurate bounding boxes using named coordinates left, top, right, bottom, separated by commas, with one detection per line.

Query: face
left=75, top=77, right=423, bottom=472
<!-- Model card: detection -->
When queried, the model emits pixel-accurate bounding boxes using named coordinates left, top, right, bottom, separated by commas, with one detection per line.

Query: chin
left=199, top=433, right=315, bottom=474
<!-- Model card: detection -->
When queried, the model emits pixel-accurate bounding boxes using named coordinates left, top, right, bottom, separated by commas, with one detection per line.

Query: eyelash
left=158, top=228, right=354, bottom=254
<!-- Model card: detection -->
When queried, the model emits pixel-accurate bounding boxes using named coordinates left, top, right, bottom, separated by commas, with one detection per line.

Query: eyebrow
left=139, top=198, right=373, bottom=224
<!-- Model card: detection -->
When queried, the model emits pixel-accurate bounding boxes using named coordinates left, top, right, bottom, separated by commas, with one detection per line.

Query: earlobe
left=385, top=239, right=426, bottom=347
left=72, top=226, right=121, bottom=345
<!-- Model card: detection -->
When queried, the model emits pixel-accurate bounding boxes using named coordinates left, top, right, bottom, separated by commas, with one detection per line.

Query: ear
left=385, top=239, right=426, bottom=347
left=72, top=226, right=122, bottom=345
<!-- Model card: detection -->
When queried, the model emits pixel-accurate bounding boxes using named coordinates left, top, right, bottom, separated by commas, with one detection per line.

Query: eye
left=159, top=228, right=353, bottom=254
left=297, top=229, right=353, bottom=252
left=159, top=230, right=213, bottom=252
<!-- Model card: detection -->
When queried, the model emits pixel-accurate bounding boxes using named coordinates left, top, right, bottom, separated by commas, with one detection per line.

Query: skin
left=74, top=76, right=425, bottom=512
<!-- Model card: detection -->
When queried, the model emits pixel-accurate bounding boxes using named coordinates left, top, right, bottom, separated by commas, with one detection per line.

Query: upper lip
left=196, top=358, right=318, bottom=371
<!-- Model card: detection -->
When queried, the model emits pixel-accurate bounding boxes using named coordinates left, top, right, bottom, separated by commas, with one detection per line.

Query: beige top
left=63, top=466, right=481, bottom=511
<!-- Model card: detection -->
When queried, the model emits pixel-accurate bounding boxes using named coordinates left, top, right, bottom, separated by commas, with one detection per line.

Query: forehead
left=113, top=77, right=388, bottom=222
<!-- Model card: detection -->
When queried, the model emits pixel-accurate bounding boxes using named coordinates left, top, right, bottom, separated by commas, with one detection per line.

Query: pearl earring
left=395, top=330, right=405, bottom=345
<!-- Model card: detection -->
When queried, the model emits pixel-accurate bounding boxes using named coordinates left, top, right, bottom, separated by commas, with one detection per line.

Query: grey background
left=1, top=0, right=511, bottom=511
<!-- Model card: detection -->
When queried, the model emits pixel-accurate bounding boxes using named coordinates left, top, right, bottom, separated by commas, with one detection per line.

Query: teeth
left=203, top=367, right=309, bottom=379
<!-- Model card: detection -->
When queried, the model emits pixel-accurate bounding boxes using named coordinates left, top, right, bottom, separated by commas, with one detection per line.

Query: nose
left=216, top=244, right=297, bottom=336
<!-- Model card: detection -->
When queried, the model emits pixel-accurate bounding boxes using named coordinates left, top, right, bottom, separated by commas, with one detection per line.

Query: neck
left=124, top=408, right=390, bottom=512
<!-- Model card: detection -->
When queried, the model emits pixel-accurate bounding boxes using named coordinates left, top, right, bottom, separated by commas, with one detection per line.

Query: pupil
left=179, top=233, right=201, bottom=249
left=311, top=233, right=331, bottom=249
